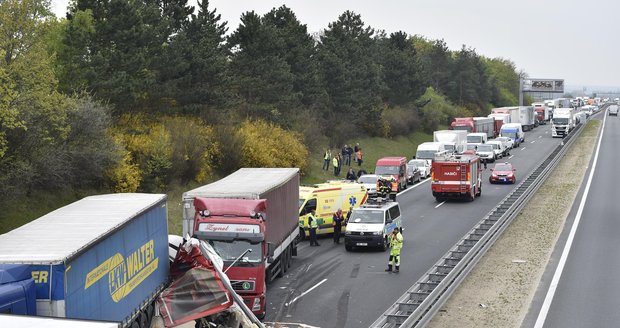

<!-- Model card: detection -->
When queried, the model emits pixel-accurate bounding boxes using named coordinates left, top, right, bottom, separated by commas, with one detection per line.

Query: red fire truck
left=431, top=153, right=482, bottom=202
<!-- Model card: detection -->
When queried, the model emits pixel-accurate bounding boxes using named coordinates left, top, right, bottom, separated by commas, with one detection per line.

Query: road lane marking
left=285, top=278, right=327, bottom=307
left=534, top=113, right=606, bottom=328
left=509, top=155, right=514, bottom=159
left=521, top=147, right=526, bottom=151
left=434, top=201, right=445, bottom=208
left=397, top=177, right=430, bottom=196
left=539, top=135, right=542, bottom=138
left=530, top=140, right=536, bottom=143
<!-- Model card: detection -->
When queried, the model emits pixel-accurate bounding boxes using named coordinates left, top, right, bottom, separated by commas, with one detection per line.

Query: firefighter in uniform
left=377, top=177, right=392, bottom=198
left=385, top=228, right=403, bottom=273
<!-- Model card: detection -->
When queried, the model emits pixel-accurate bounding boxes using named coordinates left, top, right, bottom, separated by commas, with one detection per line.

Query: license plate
left=501, top=178, right=506, bottom=181
left=356, top=242, right=367, bottom=246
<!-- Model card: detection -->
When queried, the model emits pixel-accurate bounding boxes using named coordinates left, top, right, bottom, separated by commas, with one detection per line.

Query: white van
left=500, top=123, right=525, bottom=146
left=344, top=200, right=402, bottom=251
left=415, top=142, right=445, bottom=162
left=467, top=132, right=488, bottom=145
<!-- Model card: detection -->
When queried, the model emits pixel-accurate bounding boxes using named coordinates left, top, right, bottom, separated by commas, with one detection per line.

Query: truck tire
left=469, top=189, right=475, bottom=202
left=476, top=184, right=482, bottom=197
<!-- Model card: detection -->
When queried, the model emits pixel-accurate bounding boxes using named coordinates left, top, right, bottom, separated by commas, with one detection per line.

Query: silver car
left=495, top=136, right=514, bottom=150
left=408, top=159, right=431, bottom=179
left=357, top=174, right=379, bottom=195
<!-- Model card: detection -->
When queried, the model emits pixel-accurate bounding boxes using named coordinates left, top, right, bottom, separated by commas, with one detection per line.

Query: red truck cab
left=193, top=197, right=269, bottom=318
left=431, top=154, right=482, bottom=202
left=375, top=157, right=408, bottom=192
left=450, top=117, right=474, bottom=132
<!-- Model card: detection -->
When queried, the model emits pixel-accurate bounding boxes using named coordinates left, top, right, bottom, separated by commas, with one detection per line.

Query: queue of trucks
left=0, top=97, right=600, bottom=326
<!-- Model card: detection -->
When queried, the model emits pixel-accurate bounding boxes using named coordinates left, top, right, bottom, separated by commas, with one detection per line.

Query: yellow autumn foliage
left=236, top=119, right=308, bottom=173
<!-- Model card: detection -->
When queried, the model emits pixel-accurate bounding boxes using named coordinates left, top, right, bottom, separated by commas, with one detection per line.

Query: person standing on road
left=385, top=228, right=403, bottom=273
left=332, top=209, right=345, bottom=244
left=308, top=210, right=320, bottom=246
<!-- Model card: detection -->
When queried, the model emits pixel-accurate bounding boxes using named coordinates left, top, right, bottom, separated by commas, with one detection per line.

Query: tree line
left=0, top=0, right=522, bottom=202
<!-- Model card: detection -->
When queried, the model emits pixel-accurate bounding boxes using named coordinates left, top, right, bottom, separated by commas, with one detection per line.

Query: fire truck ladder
left=369, top=106, right=605, bottom=328
left=459, top=164, right=467, bottom=192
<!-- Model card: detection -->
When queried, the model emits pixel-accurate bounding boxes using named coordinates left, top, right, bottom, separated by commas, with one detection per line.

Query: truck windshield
left=208, top=240, right=262, bottom=265
left=349, top=210, right=384, bottom=224
left=375, top=166, right=399, bottom=175
left=453, top=126, right=469, bottom=131
left=553, top=118, right=569, bottom=124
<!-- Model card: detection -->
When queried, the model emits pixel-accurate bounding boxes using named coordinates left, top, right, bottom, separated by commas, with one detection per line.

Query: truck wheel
left=469, top=189, right=475, bottom=202
left=476, top=184, right=482, bottom=197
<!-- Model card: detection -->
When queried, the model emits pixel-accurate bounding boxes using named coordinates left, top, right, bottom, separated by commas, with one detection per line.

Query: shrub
left=236, top=119, right=309, bottom=173
left=382, top=105, right=421, bottom=137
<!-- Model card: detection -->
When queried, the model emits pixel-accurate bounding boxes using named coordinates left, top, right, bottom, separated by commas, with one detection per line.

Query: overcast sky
left=51, top=0, right=620, bottom=90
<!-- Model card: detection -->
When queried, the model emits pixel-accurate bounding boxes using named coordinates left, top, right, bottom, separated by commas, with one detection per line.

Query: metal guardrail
left=370, top=105, right=608, bottom=328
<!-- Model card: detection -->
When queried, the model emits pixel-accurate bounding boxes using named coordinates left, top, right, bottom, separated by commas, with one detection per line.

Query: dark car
left=489, top=162, right=516, bottom=184
left=406, top=163, right=422, bottom=185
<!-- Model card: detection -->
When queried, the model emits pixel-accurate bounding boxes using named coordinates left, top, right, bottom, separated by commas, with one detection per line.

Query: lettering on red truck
left=84, top=239, right=158, bottom=302
left=199, top=223, right=260, bottom=233
left=444, top=172, right=458, bottom=176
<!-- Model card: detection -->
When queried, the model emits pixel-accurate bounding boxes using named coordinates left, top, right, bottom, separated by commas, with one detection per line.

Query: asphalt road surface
left=524, top=111, right=619, bottom=328
left=266, top=123, right=565, bottom=327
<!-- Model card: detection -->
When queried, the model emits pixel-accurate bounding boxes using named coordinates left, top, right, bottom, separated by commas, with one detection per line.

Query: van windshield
left=501, top=131, right=517, bottom=139
left=416, top=150, right=437, bottom=160
left=467, top=135, right=482, bottom=143
left=375, top=166, right=399, bottom=175
left=350, top=210, right=385, bottom=224
left=477, top=145, right=493, bottom=152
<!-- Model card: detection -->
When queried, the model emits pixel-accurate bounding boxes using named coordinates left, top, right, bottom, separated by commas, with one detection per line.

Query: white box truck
left=433, top=130, right=467, bottom=154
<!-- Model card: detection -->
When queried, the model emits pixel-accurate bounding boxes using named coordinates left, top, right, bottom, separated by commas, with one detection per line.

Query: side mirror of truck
left=267, top=242, right=275, bottom=263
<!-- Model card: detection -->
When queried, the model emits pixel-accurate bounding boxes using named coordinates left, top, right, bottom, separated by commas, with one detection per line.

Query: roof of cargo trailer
left=183, top=168, right=299, bottom=200
left=0, top=193, right=166, bottom=264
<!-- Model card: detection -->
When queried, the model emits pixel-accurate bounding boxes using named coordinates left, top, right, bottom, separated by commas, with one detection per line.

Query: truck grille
left=230, top=280, right=255, bottom=292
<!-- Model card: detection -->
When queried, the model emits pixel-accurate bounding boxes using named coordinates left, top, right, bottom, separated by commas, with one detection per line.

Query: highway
left=525, top=110, right=619, bottom=327
left=265, top=123, right=564, bottom=327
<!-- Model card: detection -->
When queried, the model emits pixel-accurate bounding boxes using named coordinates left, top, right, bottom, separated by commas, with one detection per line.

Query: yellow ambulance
left=299, top=180, right=369, bottom=238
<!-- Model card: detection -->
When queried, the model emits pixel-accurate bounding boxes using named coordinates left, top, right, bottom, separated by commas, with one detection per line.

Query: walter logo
left=85, top=240, right=158, bottom=302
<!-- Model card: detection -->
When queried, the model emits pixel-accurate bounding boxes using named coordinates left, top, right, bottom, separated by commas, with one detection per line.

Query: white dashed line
left=509, top=155, right=514, bottom=159
left=434, top=201, right=446, bottom=209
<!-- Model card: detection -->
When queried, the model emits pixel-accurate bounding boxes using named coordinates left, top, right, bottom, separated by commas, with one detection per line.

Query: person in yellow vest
left=308, top=209, right=320, bottom=246
left=385, top=228, right=403, bottom=273
left=332, top=154, right=340, bottom=176
left=322, top=148, right=331, bottom=171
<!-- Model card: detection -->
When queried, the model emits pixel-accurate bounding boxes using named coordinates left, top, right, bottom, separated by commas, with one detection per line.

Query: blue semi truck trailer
left=0, top=193, right=169, bottom=328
